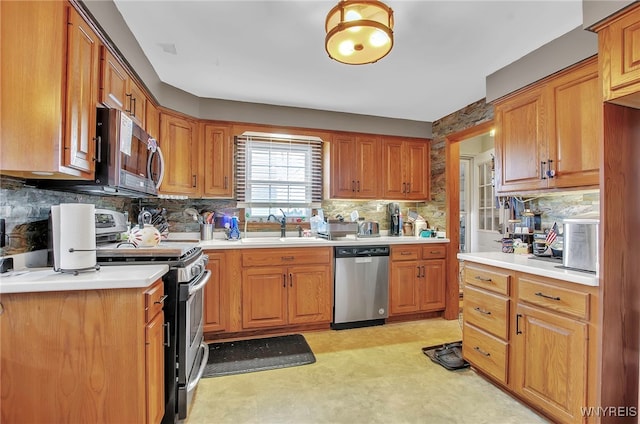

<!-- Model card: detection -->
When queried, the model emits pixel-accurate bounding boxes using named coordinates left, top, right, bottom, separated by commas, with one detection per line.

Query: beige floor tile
left=187, top=318, right=550, bottom=424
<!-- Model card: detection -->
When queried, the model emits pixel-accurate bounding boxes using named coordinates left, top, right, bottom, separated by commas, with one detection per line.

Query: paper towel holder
left=53, top=248, right=100, bottom=276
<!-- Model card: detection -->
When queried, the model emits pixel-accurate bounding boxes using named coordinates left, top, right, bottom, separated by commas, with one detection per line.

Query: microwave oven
left=37, top=108, right=164, bottom=197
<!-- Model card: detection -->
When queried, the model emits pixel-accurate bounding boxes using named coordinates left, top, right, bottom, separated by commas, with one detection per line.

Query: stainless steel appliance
left=357, top=221, right=380, bottom=237
left=563, top=215, right=599, bottom=274
left=388, top=203, right=401, bottom=236
left=94, top=212, right=209, bottom=423
left=38, top=108, right=164, bottom=197
left=317, top=220, right=358, bottom=240
left=332, top=245, right=389, bottom=329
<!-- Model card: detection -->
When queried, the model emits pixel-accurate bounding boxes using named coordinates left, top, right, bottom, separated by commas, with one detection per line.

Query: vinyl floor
left=186, top=318, right=550, bottom=424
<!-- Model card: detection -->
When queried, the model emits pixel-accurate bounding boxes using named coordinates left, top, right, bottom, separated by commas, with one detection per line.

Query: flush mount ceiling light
left=325, top=0, right=394, bottom=65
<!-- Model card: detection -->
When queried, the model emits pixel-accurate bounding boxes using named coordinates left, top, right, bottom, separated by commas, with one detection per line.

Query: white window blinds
left=236, top=133, right=323, bottom=215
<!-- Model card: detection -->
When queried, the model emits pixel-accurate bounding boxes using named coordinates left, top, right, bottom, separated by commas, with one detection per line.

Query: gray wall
left=582, top=0, right=635, bottom=29
left=486, top=26, right=598, bottom=103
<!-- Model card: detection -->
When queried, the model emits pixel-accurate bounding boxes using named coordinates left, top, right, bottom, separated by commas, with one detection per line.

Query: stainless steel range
left=94, top=212, right=210, bottom=423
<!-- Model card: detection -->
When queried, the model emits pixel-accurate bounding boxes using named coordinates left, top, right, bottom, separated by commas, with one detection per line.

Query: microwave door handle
left=148, top=146, right=165, bottom=189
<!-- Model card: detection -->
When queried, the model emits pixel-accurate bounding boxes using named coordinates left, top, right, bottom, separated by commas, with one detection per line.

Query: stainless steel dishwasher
left=332, top=245, right=390, bottom=330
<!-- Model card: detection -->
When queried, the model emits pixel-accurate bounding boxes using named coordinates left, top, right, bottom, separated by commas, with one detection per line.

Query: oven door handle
left=188, top=270, right=211, bottom=296
left=187, top=341, right=210, bottom=392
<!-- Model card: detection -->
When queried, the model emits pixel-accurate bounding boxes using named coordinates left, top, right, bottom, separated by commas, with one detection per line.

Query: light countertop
left=0, top=264, right=169, bottom=294
left=199, top=235, right=449, bottom=249
left=457, top=251, right=599, bottom=287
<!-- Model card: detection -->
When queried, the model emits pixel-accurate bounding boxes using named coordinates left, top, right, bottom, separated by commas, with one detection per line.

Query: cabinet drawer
left=464, top=263, right=510, bottom=295
left=464, top=285, right=510, bottom=340
left=463, top=323, right=508, bottom=385
left=421, top=244, right=446, bottom=259
left=518, top=277, right=590, bottom=320
left=242, top=247, right=331, bottom=267
left=145, top=280, right=165, bottom=322
left=390, top=245, right=420, bottom=261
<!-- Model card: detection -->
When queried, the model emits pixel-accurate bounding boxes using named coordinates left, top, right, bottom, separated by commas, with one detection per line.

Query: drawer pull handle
left=516, top=313, right=522, bottom=334
left=473, top=346, right=491, bottom=357
left=429, top=250, right=440, bottom=254
left=282, top=256, right=294, bottom=260
left=283, top=274, right=286, bottom=288
left=474, top=276, right=492, bottom=282
left=535, top=292, right=561, bottom=301
left=400, top=252, right=412, bottom=255
left=154, top=294, right=168, bottom=305
left=473, top=307, right=491, bottom=315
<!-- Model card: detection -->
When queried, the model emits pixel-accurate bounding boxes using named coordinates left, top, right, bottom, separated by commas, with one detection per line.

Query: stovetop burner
left=96, top=241, right=200, bottom=259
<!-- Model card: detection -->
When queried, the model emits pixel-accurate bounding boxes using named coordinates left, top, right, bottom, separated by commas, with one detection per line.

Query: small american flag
left=545, top=222, right=558, bottom=246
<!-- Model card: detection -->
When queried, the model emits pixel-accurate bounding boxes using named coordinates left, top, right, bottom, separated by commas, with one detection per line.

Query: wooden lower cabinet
left=0, top=280, right=165, bottom=424
left=461, top=261, right=599, bottom=424
left=203, top=251, right=228, bottom=333
left=242, top=263, right=331, bottom=329
left=389, top=244, right=446, bottom=316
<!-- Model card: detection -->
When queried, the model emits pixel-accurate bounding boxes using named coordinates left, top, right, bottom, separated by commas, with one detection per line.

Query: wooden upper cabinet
left=495, top=87, right=548, bottom=192
left=159, top=111, right=199, bottom=196
left=201, top=124, right=234, bottom=198
left=330, top=134, right=380, bottom=199
left=0, top=1, right=96, bottom=179
left=127, top=79, right=146, bottom=128
left=146, top=101, right=160, bottom=140
left=100, top=47, right=128, bottom=110
left=596, top=3, right=640, bottom=109
left=547, top=57, right=600, bottom=188
left=64, top=6, right=100, bottom=177
left=382, top=137, right=430, bottom=200
left=495, top=57, right=600, bottom=193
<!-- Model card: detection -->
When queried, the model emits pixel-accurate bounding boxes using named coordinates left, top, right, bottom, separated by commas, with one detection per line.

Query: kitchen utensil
left=129, top=210, right=161, bottom=247
left=184, top=208, right=201, bottom=223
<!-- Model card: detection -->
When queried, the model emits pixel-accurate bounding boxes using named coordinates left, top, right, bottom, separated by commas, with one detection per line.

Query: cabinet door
left=242, top=267, right=287, bottom=329
left=495, top=88, right=548, bottom=192
left=547, top=58, right=600, bottom=189
left=145, top=311, right=165, bottom=424
left=64, top=7, right=99, bottom=176
left=389, top=260, right=421, bottom=315
left=382, top=139, right=405, bottom=198
left=420, top=259, right=446, bottom=311
left=128, top=80, right=146, bottom=128
left=202, top=124, right=233, bottom=198
left=331, top=134, right=358, bottom=197
left=288, top=264, right=332, bottom=324
left=355, top=135, right=380, bottom=198
left=513, top=304, right=588, bottom=424
left=203, top=253, right=227, bottom=333
left=159, top=113, right=199, bottom=196
left=146, top=101, right=160, bottom=140
left=100, top=47, right=128, bottom=110
left=404, top=140, right=430, bottom=200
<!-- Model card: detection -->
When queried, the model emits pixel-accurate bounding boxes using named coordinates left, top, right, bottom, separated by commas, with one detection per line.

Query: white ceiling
left=113, top=0, right=583, bottom=122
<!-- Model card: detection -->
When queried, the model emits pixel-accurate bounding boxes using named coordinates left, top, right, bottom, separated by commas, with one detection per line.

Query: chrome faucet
left=267, top=209, right=287, bottom=237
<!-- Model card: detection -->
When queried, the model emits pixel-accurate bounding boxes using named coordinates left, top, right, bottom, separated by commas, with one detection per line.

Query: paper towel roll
left=59, top=203, right=96, bottom=271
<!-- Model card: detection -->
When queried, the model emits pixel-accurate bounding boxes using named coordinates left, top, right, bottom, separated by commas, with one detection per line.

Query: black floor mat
left=203, top=334, right=316, bottom=378
left=422, top=340, right=470, bottom=371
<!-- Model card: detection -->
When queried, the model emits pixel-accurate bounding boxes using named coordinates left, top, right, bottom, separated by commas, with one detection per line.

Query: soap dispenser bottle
left=229, top=216, right=241, bottom=240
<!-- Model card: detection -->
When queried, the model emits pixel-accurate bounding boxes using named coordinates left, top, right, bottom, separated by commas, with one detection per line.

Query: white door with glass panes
left=472, top=149, right=501, bottom=252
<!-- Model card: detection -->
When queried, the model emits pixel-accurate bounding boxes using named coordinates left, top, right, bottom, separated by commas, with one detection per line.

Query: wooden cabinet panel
left=495, top=87, right=547, bottom=192
left=128, top=79, right=147, bottom=128
left=100, top=47, right=128, bottom=110
left=146, top=101, right=160, bottom=140
left=421, top=258, right=446, bottom=311
left=464, top=285, right=510, bottom=340
left=463, top=263, right=510, bottom=295
left=421, top=245, right=446, bottom=259
left=145, top=311, right=165, bottom=424
left=144, top=279, right=165, bottom=322
left=382, top=139, right=405, bottom=198
left=404, top=140, right=430, bottom=200
left=518, top=277, right=590, bottom=320
left=330, top=134, right=380, bottom=199
left=390, top=245, right=421, bottom=261
left=204, top=252, right=227, bottom=333
left=382, top=137, right=431, bottom=200
left=242, top=267, right=288, bottom=329
left=463, top=323, right=509, bottom=385
left=287, top=264, right=332, bottom=324
left=547, top=58, right=600, bottom=188
left=242, top=247, right=331, bottom=267
left=513, top=304, right=588, bottom=424
left=159, top=112, right=199, bottom=195
left=64, top=6, right=99, bottom=176
left=390, top=260, right=421, bottom=314
left=597, top=4, right=640, bottom=108
left=202, top=124, right=233, bottom=198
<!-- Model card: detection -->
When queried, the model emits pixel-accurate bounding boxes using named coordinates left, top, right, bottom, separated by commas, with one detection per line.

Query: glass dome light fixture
left=325, top=0, right=394, bottom=65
